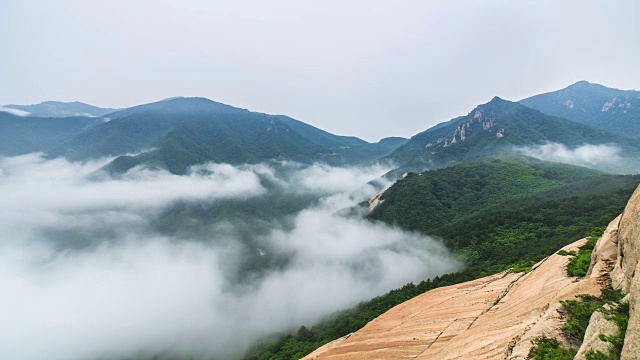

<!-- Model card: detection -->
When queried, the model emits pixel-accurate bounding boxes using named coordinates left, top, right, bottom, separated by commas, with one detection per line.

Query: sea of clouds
left=0, top=154, right=460, bottom=360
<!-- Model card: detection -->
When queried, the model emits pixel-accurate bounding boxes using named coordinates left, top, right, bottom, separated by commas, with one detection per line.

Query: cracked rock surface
left=303, top=238, right=603, bottom=360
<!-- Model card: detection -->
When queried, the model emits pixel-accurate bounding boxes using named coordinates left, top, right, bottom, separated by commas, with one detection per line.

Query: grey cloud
left=287, top=162, right=392, bottom=195
left=0, top=155, right=460, bottom=360
left=0, top=154, right=268, bottom=244
left=514, top=142, right=634, bottom=173
left=0, top=106, right=30, bottom=116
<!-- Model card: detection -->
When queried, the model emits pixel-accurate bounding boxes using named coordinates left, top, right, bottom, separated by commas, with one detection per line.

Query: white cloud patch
left=0, top=106, right=30, bottom=116
left=74, top=112, right=97, bottom=117
left=0, top=155, right=460, bottom=360
left=514, top=142, right=631, bottom=172
left=289, top=162, right=390, bottom=194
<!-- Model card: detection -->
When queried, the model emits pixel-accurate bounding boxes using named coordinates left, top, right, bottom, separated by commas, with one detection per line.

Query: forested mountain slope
left=385, top=97, right=640, bottom=174
left=45, top=97, right=405, bottom=173
left=0, top=111, right=103, bottom=156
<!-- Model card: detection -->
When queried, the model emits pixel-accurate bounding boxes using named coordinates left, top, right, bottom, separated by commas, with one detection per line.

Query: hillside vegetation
left=0, top=112, right=103, bottom=156
left=370, top=155, right=639, bottom=269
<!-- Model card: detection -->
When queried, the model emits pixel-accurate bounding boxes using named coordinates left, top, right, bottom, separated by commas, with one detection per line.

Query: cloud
left=514, top=142, right=633, bottom=172
left=0, top=155, right=460, bottom=360
left=288, top=162, right=391, bottom=194
left=0, top=154, right=267, bottom=243
left=0, top=106, right=30, bottom=116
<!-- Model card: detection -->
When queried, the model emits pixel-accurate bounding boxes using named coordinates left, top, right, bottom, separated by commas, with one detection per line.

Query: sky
left=1, top=0, right=639, bottom=141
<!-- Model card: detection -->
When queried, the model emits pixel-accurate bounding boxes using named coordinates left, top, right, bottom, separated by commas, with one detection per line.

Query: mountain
left=0, top=111, right=104, bottom=156
left=520, top=81, right=640, bottom=139
left=276, top=116, right=408, bottom=163
left=3, top=101, right=116, bottom=118
left=48, top=97, right=405, bottom=173
left=385, top=96, right=640, bottom=174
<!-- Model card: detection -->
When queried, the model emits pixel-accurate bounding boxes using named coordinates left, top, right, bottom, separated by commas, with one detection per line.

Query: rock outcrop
left=611, top=185, right=640, bottom=360
left=574, top=215, right=622, bottom=358
left=574, top=303, right=619, bottom=359
left=304, top=184, right=640, bottom=360
left=368, top=191, right=385, bottom=213
left=303, top=240, right=599, bottom=360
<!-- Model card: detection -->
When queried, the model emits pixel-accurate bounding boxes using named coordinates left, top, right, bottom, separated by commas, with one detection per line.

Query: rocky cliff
left=611, top=185, right=640, bottom=359
left=303, top=185, right=640, bottom=360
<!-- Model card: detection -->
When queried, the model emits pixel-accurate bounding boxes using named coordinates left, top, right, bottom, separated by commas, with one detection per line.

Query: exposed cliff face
left=303, top=239, right=600, bottom=360
left=304, top=184, right=640, bottom=360
left=425, top=108, right=506, bottom=150
left=574, top=215, right=623, bottom=359
left=611, top=185, right=640, bottom=359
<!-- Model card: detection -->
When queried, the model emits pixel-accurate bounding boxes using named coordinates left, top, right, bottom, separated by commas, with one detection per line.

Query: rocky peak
left=569, top=80, right=593, bottom=88
left=426, top=104, right=506, bottom=149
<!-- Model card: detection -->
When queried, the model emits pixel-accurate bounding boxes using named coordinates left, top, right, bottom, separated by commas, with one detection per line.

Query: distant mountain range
left=0, top=98, right=407, bottom=174
left=97, top=98, right=408, bottom=174
left=384, top=96, right=640, bottom=174
left=520, top=81, right=640, bottom=139
left=2, top=81, right=638, bottom=174
left=3, top=101, right=116, bottom=118
left=0, top=111, right=104, bottom=156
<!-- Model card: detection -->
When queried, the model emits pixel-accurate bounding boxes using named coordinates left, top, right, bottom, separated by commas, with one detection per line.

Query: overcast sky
left=1, top=0, right=639, bottom=141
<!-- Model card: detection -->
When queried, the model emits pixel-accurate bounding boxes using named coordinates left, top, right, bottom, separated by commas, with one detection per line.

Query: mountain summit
left=46, top=97, right=406, bottom=173
left=384, top=96, right=639, bottom=173
left=520, top=81, right=640, bottom=138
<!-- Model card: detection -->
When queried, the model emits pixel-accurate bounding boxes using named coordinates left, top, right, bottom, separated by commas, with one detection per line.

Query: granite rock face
left=574, top=303, right=619, bottom=360
left=611, top=185, right=640, bottom=360
left=303, top=240, right=599, bottom=360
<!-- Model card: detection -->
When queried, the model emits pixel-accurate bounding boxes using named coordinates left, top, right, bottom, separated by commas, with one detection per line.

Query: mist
left=514, top=142, right=638, bottom=174
left=0, top=154, right=460, bottom=360
left=0, top=106, right=30, bottom=116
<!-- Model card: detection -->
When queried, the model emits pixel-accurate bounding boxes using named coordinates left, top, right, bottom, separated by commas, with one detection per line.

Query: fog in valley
left=0, top=154, right=461, bottom=360
left=515, top=142, right=638, bottom=174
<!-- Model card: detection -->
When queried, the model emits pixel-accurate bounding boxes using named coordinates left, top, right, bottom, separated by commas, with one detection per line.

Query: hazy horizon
left=2, top=0, right=639, bottom=142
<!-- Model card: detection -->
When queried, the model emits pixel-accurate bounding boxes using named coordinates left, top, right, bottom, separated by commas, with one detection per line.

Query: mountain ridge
left=520, top=80, right=640, bottom=139
left=384, top=96, right=640, bottom=174
left=0, top=97, right=407, bottom=172
left=42, top=97, right=407, bottom=173
left=4, top=101, right=116, bottom=118
left=0, top=111, right=104, bottom=156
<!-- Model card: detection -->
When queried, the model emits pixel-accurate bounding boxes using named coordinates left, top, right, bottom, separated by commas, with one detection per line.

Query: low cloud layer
left=0, top=155, right=460, bottom=360
left=514, top=142, right=636, bottom=173
left=0, top=106, right=30, bottom=116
